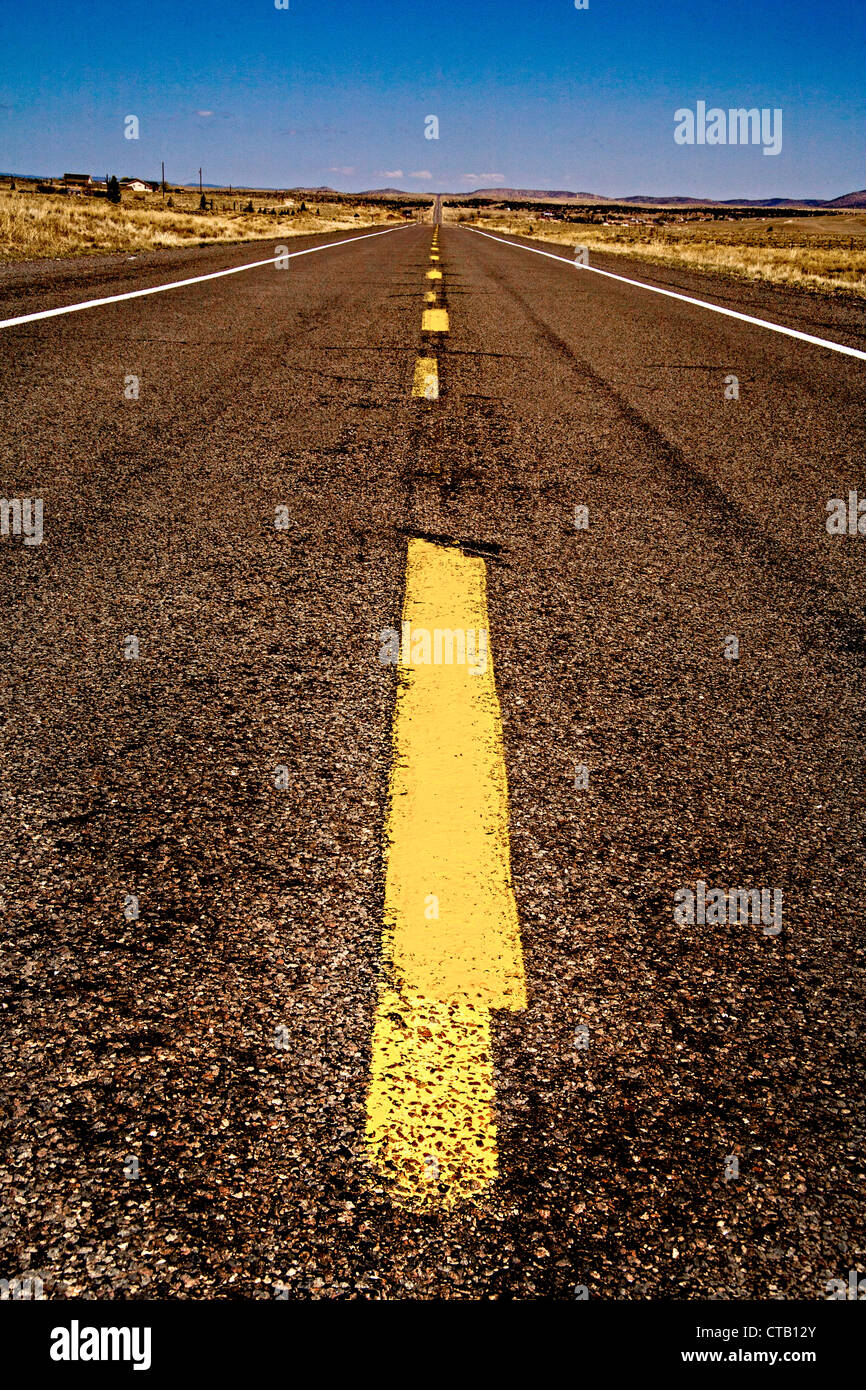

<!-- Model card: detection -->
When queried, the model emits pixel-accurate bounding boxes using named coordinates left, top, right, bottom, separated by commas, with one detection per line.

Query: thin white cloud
left=461, top=173, right=505, bottom=183
left=409, top=170, right=432, bottom=180
left=196, top=110, right=214, bottom=118
left=381, top=169, right=404, bottom=178
left=327, top=165, right=356, bottom=174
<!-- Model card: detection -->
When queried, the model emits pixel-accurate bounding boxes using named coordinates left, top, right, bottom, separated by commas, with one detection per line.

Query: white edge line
left=463, top=225, right=866, bottom=363
left=0, top=223, right=410, bottom=330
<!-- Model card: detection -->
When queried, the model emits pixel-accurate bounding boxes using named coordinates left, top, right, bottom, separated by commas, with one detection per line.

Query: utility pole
left=161, top=160, right=165, bottom=202
left=199, top=167, right=202, bottom=195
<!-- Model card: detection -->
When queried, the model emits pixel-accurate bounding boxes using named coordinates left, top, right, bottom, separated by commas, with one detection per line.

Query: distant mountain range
left=825, top=189, right=866, bottom=208
left=430, top=187, right=866, bottom=208
left=362, top=187, right=415, bottom=196
left=4, top=172, right=865, bottom=208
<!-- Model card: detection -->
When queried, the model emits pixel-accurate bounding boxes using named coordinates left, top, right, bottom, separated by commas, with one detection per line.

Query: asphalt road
left=0, top=214, right=864, bottom=1300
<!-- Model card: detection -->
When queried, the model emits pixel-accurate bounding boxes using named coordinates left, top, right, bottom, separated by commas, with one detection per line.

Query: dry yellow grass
left=0, top=186, right=405, bottom=262
left=449, top=207, right=866, bottom=298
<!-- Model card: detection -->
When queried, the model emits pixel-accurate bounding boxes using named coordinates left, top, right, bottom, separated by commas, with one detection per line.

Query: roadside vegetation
left=447, top=205, right=866, bottom=298
left=0, top=183, right=410, bottom=262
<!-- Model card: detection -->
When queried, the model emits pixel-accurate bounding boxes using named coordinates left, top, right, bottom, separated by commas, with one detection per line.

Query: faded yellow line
left=422, top=308, right=449, bottom=333
left=412, top=356, right=439, bottom=399
left=426, top=268, right=442, bottom=280
left=366, top=539, right=525, bottom=1206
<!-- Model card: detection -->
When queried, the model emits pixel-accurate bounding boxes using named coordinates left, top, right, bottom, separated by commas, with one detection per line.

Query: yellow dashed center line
left=422, top=308, right=449, bottom=333
left=366, top=540, right=526, bottom=1206
left=412, top=356, right=439, bottom=399
left=413, top=233, right=444, bottom=398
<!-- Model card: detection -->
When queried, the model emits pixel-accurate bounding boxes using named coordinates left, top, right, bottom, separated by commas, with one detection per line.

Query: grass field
left=0, top=184, right=411, bottom=262
left=447, top=206, right=866, bottom=298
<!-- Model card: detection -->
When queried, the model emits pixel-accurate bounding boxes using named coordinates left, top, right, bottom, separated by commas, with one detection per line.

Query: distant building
left=63, top=173, right=93, bottom=191
left=120, top=178, right=153, bottom=192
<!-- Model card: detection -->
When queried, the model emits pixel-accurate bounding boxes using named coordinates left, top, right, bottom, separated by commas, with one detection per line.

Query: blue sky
left=0, top=0, right=863, bottom=197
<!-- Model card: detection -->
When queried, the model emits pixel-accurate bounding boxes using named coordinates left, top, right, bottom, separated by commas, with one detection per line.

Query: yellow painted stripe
left=424, top=290, right=437, bottom=304
left=367, top=988, right=498, bottom=1201
left=422, top=308, right=449, bottom=333
left=366, top=539, right=525, bottom=1206
left=426, top=269, right=442, bottom=280
left=412, top=356, right=439, bottom=399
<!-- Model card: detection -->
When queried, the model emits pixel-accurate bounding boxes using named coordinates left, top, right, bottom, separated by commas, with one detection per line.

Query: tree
left=199, top=193, right=207, bottom=211
left=107, top=176, right=121, bottom=204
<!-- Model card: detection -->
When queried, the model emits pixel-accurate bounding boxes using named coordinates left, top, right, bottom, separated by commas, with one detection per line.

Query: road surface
left=0, top=213, right=863, bottom=1299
